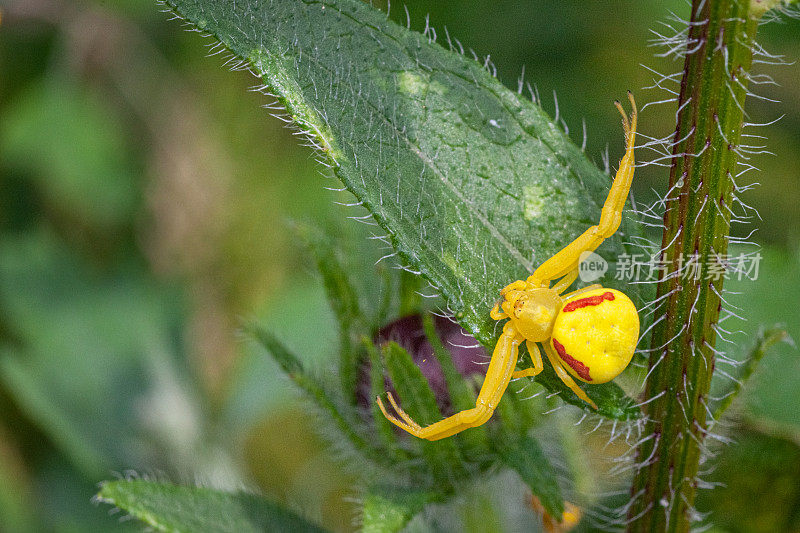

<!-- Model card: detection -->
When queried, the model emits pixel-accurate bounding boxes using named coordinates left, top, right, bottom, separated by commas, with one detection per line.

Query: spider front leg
left=527, top=93, right=637, bottom=287
left=377, top=322, right=524, bottom=441
left=491, top=279, right=536, bottom=319
left=500, top=279, right=530, bottom=295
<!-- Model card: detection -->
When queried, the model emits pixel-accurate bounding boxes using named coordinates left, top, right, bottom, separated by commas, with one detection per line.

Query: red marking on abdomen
left=552, top=339, right=592, bottom=381
left=563, top=291, right=615, bottom=313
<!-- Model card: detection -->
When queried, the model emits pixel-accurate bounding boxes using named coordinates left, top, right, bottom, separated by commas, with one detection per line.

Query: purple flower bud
left=357, top=314, right=488, bottom=413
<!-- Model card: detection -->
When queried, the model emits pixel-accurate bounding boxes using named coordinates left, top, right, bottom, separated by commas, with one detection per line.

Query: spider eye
left=513, top=297, right=535, bottom=318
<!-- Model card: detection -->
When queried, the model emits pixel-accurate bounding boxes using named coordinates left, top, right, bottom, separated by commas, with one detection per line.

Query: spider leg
left=527, top=94, right=637, bottom=286
left=512, top=341, right=544, bottom=378
left=543, top=342, right=598, bottom=409
left=376, top=322, right=523, bottom=440
left=500, top=279, right=530, bottom=295
left=598, top=91, right=637, bottom=237
left=490, top=280, right=529, bottom=320
left=490, top=302, right=508, bottom=320
left=385, top=391, right=421, bottom=430
left=376, top=396, right=420, bottom=434
left=560, top=283, right=602, bottom=299
left=550, top=269, right=579, bottom=294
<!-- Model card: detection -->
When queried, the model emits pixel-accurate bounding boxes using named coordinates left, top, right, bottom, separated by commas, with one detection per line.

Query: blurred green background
left=0, top=0, right=798, bottom=531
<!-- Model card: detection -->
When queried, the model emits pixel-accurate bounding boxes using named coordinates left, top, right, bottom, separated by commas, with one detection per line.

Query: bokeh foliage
left=0, top=0, right=798, bottom=531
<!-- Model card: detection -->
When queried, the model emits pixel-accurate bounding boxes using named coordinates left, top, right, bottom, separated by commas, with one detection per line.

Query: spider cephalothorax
left=378, top=93, right=640, bottom=440
left=501, top=287, right=561, bottom=341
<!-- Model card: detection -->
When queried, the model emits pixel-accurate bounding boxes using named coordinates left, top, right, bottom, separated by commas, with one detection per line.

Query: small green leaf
left=422, top=313, right=489, bottom=452
left=495, top=433, right=564, bottom=518
left=361, top=487, right=438, bottom=533
left=363, top=336, right=401, bottom=452
left=296, top=223, right=365, bottom=402
left=750, top=0, right=800, bottom=16
left=249, top=325, right=378, bottom=461
left=163, top=0, right=642, bottom=416
left=493, top=378, right=536, bottom=438
left=96, top=480, right=327, bottom=532
left=382, top=341, right=466, bottom=483
left=421, top=314, right=476, bottom=413
left=713, top=326, right=791, bottom=420
left=398, top=270, right=423, bottom=318
left=382, top=342, right=442, bottom=428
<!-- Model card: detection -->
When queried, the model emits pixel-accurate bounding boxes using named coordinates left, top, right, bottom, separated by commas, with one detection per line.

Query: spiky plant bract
left=251, top=224, right=569, bottom=531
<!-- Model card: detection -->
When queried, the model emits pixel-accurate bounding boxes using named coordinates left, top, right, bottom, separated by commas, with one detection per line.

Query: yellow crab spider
left=377, top=93, right=640, bottom=441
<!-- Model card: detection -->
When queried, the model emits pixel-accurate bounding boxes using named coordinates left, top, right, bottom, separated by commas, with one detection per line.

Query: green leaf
left=248, top=325, right=377, bottom=459
left=543, top=360, right=641, bottom=420
left=0, top=231, right=194, bottom=478
left=295, top=223, right=365, bottom=402
left=495, top=433, right=564, bottom=518
left=361, top=487, right=437, bottom=533
left=163, top=0, right=641, bottom=416
left=382, top=341, right=466, bottom=483
left=0, top=78, right=138, bottom=229
left=0, top=427, right=38, bottom=533
left=421, top=314, right=476, bottom=413
left=364, top=337, right=401, bottom=452
left=422, top=313, right=489, bottom=452
left=493, top=378, right=536, bottom=438
left=96, top=480, right=327, bottom=532
left=720, top=246, right=800, bottom=433
left=750, top=0, right=800, bottom=16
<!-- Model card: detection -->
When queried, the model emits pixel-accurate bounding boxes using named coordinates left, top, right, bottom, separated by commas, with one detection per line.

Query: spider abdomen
left=550, top=288, right=639, bottom=384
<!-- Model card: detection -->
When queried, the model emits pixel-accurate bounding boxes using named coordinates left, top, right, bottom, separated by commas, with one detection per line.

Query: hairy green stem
left=627, top=1, right=764, bottom=530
